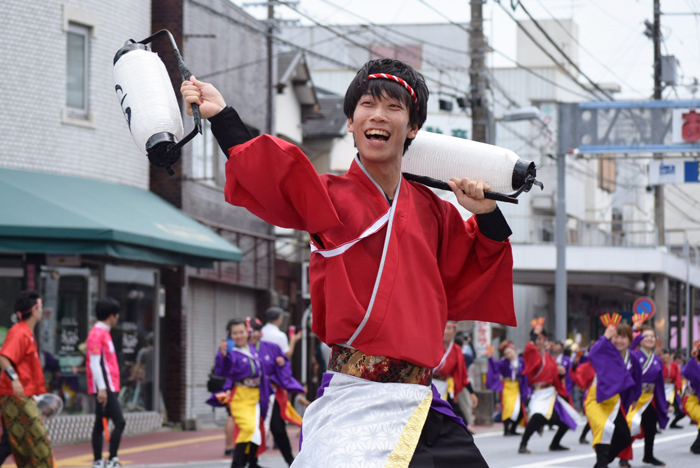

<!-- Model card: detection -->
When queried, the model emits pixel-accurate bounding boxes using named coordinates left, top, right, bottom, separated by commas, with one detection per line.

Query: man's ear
left=407, top=124, right=419, bottom=139
left=347, top=117, right=355, bottom=134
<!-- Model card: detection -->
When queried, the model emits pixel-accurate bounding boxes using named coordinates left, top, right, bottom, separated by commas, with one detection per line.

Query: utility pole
left=653, top=0, right=665, bottom=245
left=470, top=0, right=488, bottom=143
left=266, top=2, right=275, bottom=135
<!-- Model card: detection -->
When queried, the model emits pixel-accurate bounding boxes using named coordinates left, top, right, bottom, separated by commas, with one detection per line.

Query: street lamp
left=500, top=106, right=541, bottom=122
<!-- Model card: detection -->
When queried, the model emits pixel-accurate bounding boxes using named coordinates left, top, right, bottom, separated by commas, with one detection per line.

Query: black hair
left=265, top=307, right=284, bottom=324
left=661, top=348, right=671, bottom=355
left=95, top=297, right=120, bottom=321
left=454, top=335, right=464, bottom=347
left=344, top=58, right=429, bottom=153
left=14, top=291, right=40, bottom=320
left=227, top=318, right=246, bottom=335
left=250, top=317, right=263, bottom=332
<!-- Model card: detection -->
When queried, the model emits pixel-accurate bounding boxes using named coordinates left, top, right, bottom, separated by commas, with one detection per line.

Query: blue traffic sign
left=633, top=297, right=656, bottom=317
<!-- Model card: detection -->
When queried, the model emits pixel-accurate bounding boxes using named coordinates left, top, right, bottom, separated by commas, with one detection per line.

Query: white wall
left=275, top=86, right=303, bottom=143
left=0, top=1, right=152, bottom=189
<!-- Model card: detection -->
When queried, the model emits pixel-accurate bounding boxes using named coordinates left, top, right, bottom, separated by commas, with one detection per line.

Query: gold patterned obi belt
left=642, top=383, right=656, bottom=394
left=234, top=377, right=261, bottom=388
left=532, top=382, right=552, bottom=390
left=328, top=344, right=432, bottom=386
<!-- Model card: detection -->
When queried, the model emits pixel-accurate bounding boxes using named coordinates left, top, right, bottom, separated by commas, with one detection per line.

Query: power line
left=314, top=0, right=468, bottom=76
left=274, top=0, right=471, bottom=96
left=532, top=0, right=647, bottom=98
left=498, top=1, right=609, bottom=100
left=198, top=57, right=268, bottom=79
left=489, top=49, right=592, bottom=100
left=313, top=0, right=593, bottom=100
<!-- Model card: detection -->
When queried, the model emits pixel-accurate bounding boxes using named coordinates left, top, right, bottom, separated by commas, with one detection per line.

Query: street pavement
left=1, top=422, right=697, bottom=467
left=475, top=423, right=699, bottom=468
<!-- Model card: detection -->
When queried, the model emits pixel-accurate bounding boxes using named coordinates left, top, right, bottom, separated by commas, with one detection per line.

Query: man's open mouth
left=365, top=129, right=390, bottom=142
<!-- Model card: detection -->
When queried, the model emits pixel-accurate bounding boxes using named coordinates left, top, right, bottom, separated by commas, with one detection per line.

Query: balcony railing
left=507, top=215, right=700, bottom=266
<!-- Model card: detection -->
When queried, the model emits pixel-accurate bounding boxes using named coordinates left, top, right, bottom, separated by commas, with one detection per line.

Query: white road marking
left=507, top=432, right=696, bottom=468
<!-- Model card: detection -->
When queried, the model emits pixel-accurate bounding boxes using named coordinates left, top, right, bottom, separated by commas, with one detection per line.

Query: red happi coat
left=434, top=342, right=470, bottom=396
left=224, top=135, right=516, bottom=368
left=663, top=361, right=682, bottom=392
left=571, top=361, right=596, bottom=391
left=523, top=342, right=567, bottom=398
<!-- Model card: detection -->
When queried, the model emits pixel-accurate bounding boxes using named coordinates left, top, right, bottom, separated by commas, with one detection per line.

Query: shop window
left=105, top=265, right=157, bottom=412
left=39, top=265, right=158, bottom=414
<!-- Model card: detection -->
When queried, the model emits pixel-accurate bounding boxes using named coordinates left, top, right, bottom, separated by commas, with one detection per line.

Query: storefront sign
left=121, top=322, right=139, bottom=356
left=59, top=317, right=79, bottom=353
left=474, top=321, right=492, bottom=359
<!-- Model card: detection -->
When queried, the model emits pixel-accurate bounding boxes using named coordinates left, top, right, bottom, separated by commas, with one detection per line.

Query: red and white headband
left=367, top=73, right=419, bottom=112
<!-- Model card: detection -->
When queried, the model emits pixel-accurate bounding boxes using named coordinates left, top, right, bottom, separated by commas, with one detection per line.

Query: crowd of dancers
left=485, top=316, right=700, bottom=467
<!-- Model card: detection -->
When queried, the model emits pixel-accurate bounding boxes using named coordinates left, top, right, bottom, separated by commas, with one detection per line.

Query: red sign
left=682, top=109, right=700, bottom=143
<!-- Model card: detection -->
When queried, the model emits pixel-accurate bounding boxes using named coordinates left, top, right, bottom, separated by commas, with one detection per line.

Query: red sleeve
left=571, top=362, right=595, bottom=390
left=0, top=327, right=26, bottom=367
left=451, top=345, right=469, bottom=396
left=522, top=342, right=542, bottom=381
left=437, top=200, right=515, bottom=326
left=672, top=362, right=682, bottom=391
left=224, top=135, right=342, bottom=234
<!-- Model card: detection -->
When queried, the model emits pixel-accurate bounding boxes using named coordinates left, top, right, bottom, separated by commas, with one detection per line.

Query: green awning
left=0, top=168, right=242, bottom=267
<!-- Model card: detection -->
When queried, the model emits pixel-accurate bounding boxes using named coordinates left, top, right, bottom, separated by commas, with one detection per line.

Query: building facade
left=0, top=0, right=246, bottom=441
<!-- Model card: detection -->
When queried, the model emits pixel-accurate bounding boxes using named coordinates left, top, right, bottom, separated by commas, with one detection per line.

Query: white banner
left=474, top=321, right=492, bottom=358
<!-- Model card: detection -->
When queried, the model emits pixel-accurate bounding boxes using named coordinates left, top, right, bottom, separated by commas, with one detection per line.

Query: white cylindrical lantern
left=113, top=45, right=184, bottom=156
left=402, top=131, right=534, bottom=194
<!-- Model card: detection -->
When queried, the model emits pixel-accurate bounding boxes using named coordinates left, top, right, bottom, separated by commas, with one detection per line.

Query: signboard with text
left=474, top=321, right=492, bottom=359
left=649, top=159, right=700, bottom=185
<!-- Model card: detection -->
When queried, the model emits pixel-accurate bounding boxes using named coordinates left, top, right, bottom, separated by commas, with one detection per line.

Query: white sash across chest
left=310, top=156, right=401, bottom=347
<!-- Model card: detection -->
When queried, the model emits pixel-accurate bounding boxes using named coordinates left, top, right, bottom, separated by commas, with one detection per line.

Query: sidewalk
left=1, top=425, right=301, bottom=468
left=1, top=423, right=500, bottom=467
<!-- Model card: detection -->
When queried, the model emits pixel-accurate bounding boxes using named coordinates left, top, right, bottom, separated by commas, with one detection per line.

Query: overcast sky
left=230, top=0, right=700, bottom=101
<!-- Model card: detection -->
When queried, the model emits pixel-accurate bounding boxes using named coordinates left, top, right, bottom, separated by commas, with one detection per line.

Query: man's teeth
left=365, top=130, right=390, bottom=138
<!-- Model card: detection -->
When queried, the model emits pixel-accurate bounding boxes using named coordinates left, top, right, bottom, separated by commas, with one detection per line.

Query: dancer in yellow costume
left=682, top=342, right=700, bottom=455
left=207, top=319, right=272, bottom=468
left=584, top=324, right=641, bottom=468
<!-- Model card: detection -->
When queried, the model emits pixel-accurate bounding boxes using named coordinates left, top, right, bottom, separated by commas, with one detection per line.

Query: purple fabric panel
left=486, top=357, right=504, bottom=392
left=629, top=350, right=668, bottom=427
left=682, top=357, right=700, bottom=391
left=589, top=338, right=635, bottom=403
left=213, top=350, right=228, bottom=376
left=300, top=372, right=336, bottom=450
left=317, top=372, right=334, bottom=399
left=205, top=393, right=222, bottom=407
left=630, top=333, right=644, bottom=350
left=630, top=350, right=661, bottom=384
left=651, top=355, right=669, bottom=428
left=429, top=383, right=468, bottom=430
left=553, top=397, right=578, bottom=430
left=258, top=341, right=305, bottom=393
left=561, top=355, right=574, bottom=397
left=621, top=355, right=642, bottom=409
left=518, top=356, right=531, bottom=402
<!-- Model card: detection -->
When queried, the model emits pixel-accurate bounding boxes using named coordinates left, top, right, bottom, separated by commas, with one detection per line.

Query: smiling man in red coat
left=182, top=58, right=516, bottom=468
